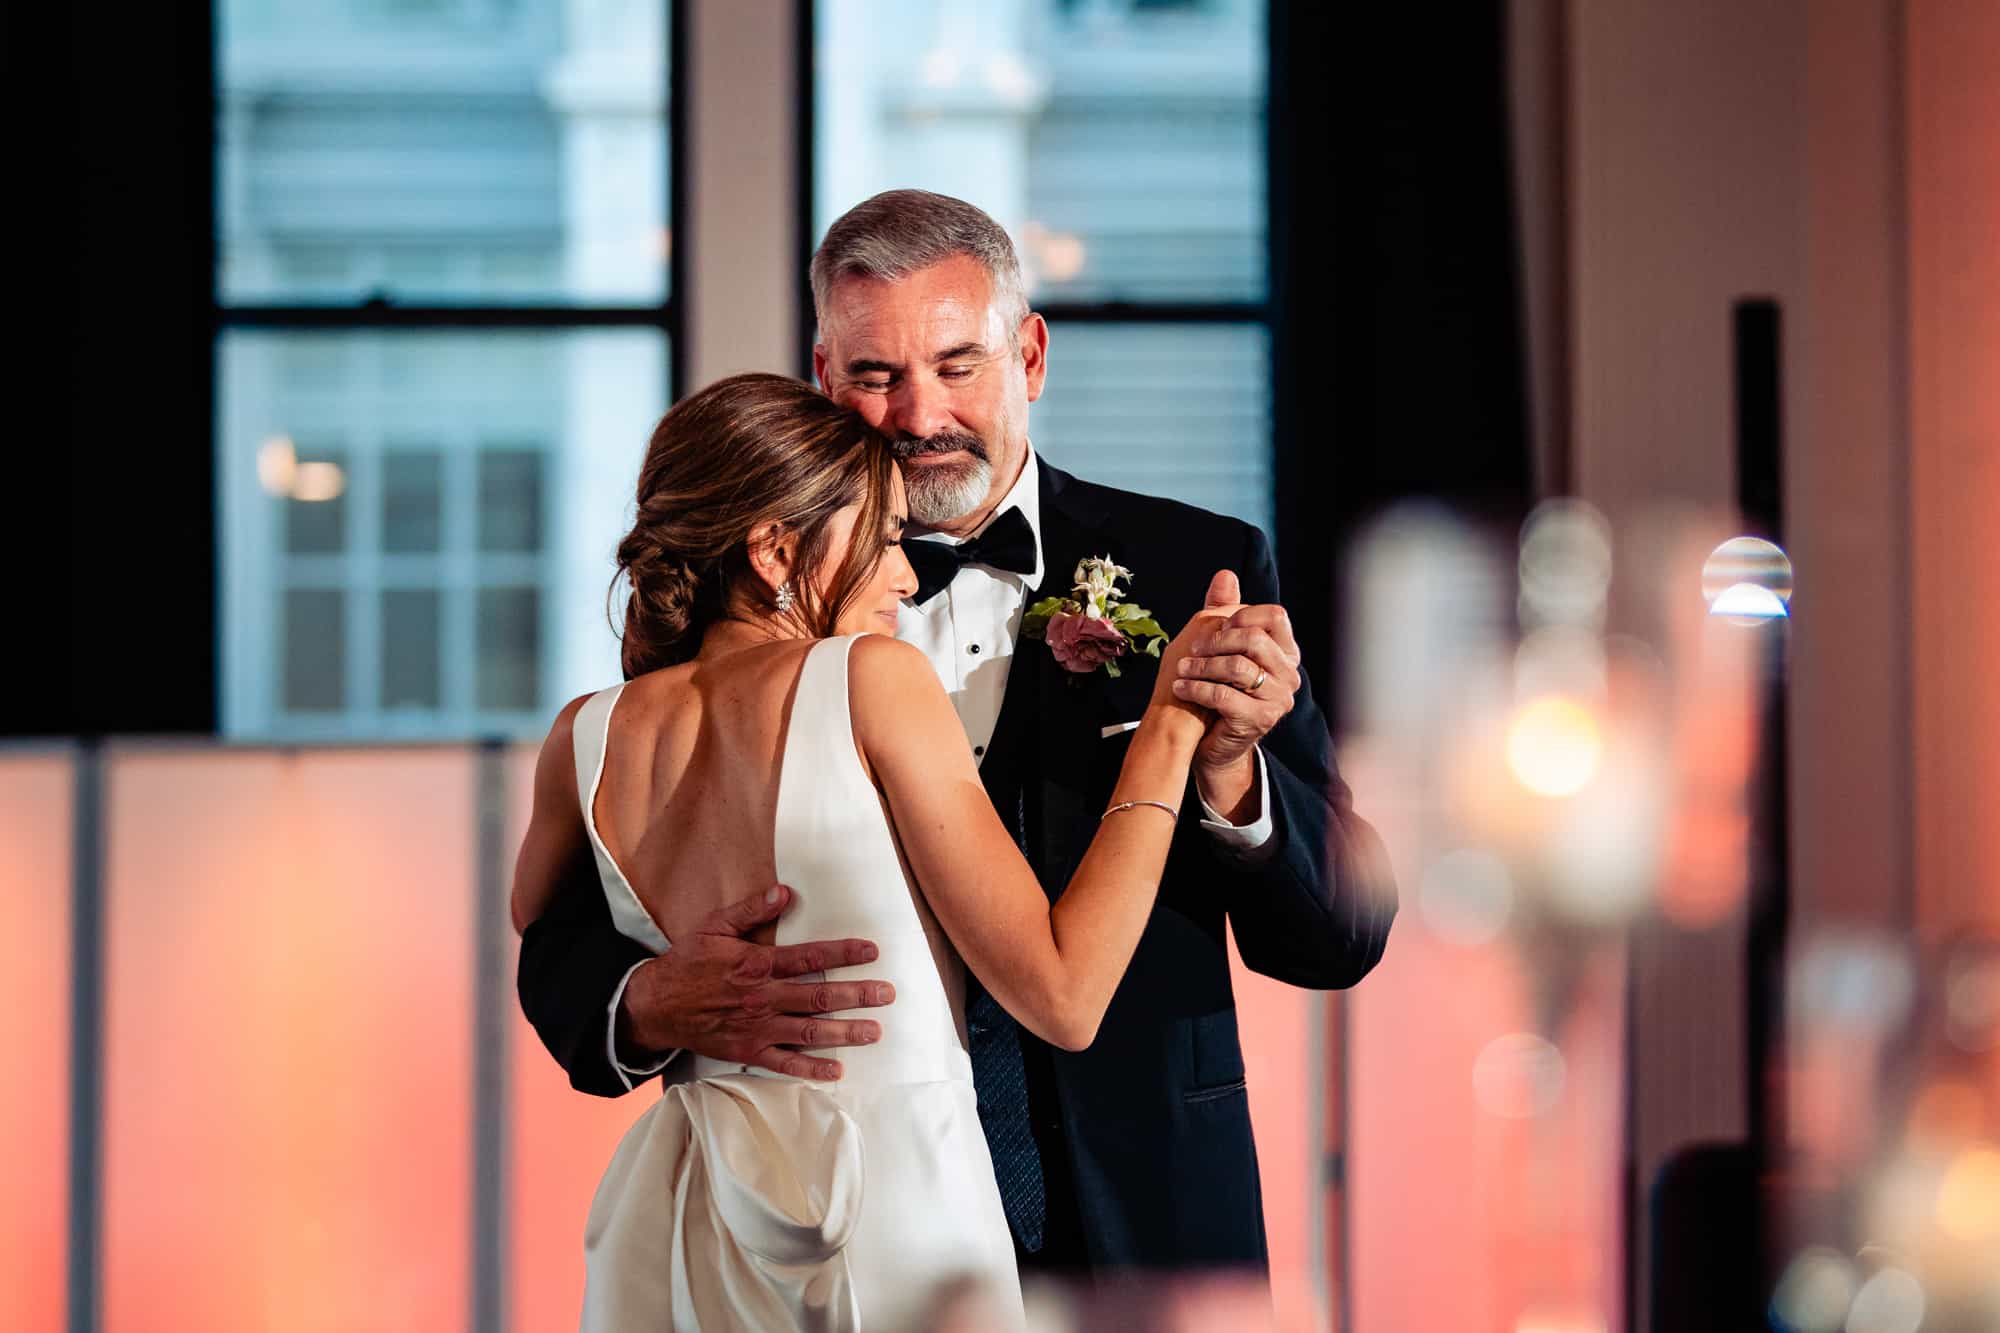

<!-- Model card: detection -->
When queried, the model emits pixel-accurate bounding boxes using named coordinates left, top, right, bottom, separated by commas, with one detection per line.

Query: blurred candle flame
left=1506, top=696, right=1602, bottom=798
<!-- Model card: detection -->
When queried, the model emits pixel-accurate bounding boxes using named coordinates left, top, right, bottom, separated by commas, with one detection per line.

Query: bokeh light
left=1472, top=1033, right=1566, bottom=1119
left=1789, top=935, right=1916, bottom=1039
left=1518, top=498, right=1613, bottom=628
left=1544, top=752, right=1666, bottom=925
left=1506, top=696, right=1602, bottom=798
left=1936, top=1146, right=2000, bottom=1243
left=1419, top=849, right=1514, bottom=947
left=1945, top=947, right=2000, bottom=1053
left=1709, top=582, right=1790, bottom=621
left=1843, top=1266, right=1924, bottom=1333
left=290, top=460, right=347, bottom=502
left=1770, top=1247, right=1858, bottom=1332
left=1514, top=625, right=1608, bottom=702
left=256, top=435, right=297, bottom=495
left=1701, top=534, right=1793, bottom=610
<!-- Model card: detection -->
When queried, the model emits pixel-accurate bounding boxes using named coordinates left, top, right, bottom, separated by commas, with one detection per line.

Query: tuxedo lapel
left=1025, top=464, right=1163, bottom=890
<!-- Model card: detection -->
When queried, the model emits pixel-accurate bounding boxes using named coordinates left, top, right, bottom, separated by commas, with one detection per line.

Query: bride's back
left=592, top=637, right=818, bottom=948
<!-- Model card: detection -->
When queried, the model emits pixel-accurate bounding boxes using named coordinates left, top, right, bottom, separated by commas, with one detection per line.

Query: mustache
left=890, top=429, right=989, bottom=463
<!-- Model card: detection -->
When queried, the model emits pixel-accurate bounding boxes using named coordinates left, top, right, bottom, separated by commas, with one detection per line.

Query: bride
left=511, top=372, right=1225, bottom=1332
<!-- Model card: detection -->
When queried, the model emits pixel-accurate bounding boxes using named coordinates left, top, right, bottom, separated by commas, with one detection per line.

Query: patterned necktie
left=966, top=984, right=1046, bottom=1251
left=904, top=506, right=1038, bottom=605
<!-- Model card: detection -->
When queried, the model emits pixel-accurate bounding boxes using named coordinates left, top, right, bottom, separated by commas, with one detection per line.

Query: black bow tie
left=905, top=506, right=1038, bottom=605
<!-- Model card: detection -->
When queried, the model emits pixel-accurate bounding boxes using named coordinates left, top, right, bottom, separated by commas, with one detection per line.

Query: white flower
left=1071, top=555, right=1133, bottom=619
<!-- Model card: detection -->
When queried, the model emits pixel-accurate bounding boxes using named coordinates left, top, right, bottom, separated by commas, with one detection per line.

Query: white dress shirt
left=608, top=449, right=1273, bottom=1086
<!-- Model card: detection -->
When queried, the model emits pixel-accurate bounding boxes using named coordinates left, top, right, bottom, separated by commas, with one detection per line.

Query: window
left=216, top=0, right=674, bottom=740
left=812, top=0, right=1270, bottom=534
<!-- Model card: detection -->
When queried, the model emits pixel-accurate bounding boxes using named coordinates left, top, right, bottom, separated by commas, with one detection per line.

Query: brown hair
left=613, top=373, right=897, bottom=678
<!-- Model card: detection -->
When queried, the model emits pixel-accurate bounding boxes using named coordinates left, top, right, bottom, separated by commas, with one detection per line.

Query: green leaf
left=1144, top=637, right=1165, bottom=657
left=1020, top=596, right=1071, bottom=640
left=1111, top=602, right=1148, bottom=622
left=1119, top=617, right=1166, bottom=641
left=1104, top=659, right=1122, bottom=679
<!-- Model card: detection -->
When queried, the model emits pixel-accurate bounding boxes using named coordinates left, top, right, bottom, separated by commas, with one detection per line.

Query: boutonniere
left=1021, top=555, right=1168, bottom=678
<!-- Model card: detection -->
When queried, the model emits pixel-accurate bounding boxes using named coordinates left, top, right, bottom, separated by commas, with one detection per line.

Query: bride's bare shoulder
left=848, top=633, right=935, bottom=691
left=847, top=634, right=952, bottom=738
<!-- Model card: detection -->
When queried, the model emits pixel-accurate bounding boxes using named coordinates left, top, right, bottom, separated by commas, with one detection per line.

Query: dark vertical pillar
left=470, top=741, right=512, bottom=1333
left=1733, top=296, right=1790, bottom=1306
left=67, top=745, right=105, bottom=1333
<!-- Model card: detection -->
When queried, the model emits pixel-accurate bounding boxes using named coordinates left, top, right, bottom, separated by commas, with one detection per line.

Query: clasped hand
left=1168, top=569, right=1303, bottom=816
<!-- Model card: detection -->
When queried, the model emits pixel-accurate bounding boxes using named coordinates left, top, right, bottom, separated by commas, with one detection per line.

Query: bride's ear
left=745, top=522, right=796, bottom=597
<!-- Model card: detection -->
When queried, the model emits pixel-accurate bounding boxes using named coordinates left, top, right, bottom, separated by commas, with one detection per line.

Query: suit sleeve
left=1213, top=524, right=1397, bottom=988
left=516, top=852, right=660, bottom=1098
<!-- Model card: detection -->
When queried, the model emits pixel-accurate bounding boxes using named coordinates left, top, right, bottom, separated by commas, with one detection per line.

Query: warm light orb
left=256, top=435, right=298, bottom=496
left=291, top=460, right=347, bottom=503
left=1039, top=232, right=1087, bottom=283
left=1506, top=696, right=1602, bottom=797
left=1937, top=1146, right=2000, bottom=1243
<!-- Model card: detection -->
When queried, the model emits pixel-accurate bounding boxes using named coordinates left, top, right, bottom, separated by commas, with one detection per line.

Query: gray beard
left=903, top=453, right=994, bottom=527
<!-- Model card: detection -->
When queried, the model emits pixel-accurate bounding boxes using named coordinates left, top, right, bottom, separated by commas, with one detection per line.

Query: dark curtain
left=1270, top=2, right=1535, bottom=729
left=3, top=6, right=217, bottom=735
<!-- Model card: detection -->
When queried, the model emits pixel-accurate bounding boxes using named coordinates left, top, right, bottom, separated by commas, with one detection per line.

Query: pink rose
left=1045, top=611, right=1128, bottom=673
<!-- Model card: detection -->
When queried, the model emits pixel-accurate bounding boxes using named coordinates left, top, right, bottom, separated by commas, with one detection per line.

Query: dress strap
left=784, top=635, right=869, bottom=787
left=573, top=683, right=672, bottom=953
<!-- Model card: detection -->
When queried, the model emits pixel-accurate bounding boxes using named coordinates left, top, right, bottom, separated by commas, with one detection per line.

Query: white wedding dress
left=574, top=635, right=1025, bottom=1332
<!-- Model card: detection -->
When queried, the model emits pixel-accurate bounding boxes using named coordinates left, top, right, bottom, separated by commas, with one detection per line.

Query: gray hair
left=810, top=189, right=1031, bottom=345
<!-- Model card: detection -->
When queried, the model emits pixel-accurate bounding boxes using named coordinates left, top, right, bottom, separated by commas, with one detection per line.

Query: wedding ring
left=1248, top=669, right=1268, bottom=693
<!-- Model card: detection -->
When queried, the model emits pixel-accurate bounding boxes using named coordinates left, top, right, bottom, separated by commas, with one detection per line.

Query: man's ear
left=745, top=522, right=795, bottom=593
left=1019, top=312, right=1049, bottom=403
left=812, top=343, right=832, bottom=395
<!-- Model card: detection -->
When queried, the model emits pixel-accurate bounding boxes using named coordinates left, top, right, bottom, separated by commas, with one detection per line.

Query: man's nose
left=889, top=378, right=953, bottom=441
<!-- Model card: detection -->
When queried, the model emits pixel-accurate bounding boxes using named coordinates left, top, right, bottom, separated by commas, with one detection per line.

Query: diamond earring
left=774, top=582, right=795, bottom=613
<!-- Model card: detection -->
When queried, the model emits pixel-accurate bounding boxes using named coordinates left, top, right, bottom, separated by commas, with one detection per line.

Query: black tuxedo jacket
left=517, top=460, right=1396, bottom=1273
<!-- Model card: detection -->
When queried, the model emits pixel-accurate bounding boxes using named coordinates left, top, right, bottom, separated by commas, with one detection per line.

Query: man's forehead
left=821, top=261, right=1003, bottom=353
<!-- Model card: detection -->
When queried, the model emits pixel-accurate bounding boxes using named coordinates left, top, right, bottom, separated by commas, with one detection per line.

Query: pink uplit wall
left=1909, top=0, right=2000, bottom=943
left=1228, top=931, right=1324, bottom=1333
left=1351, top=912, right=1626, bottom=1333
left=100, top=749, right=476, bottom=1332
left=0, top=754, right=71, bottom=1333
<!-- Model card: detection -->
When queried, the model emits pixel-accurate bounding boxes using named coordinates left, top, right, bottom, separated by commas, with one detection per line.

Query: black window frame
left=795, top=0, right=1274, bottom=482
left=207, top=0, right=688, bottom=738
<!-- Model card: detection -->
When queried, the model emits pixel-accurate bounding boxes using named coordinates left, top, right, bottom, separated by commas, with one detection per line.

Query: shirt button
left=968, top=643, right=982, bottom=655
left=974, top=745, right=985, bottom=756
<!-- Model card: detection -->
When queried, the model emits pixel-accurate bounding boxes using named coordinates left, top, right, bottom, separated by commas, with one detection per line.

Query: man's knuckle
left=800, top=1019, right=822, bottom=1045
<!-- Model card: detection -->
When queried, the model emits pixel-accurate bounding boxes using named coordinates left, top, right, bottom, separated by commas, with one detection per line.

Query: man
left=517, top=189, right=1395, bottom=1277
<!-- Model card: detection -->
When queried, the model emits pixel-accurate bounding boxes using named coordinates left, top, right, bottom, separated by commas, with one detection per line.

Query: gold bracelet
left=1102, top=799, right=1179, bottom=823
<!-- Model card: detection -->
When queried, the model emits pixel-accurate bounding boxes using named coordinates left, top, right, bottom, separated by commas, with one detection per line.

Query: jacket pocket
left=1182, top=1077, right=1248, bottom=1106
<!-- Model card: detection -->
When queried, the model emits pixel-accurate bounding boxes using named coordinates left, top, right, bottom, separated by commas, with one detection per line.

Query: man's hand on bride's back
left=618, top=884, right=894, bottom=1081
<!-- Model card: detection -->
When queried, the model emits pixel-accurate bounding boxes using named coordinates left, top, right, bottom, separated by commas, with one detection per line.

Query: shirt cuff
left=1197, top=745, right=1278, bottom=864
left=607, top=956, right=681, bottom=1091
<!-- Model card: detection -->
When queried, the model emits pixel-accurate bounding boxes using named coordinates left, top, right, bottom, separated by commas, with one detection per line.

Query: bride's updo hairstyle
left=614, top=372, right=897, bottom=678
